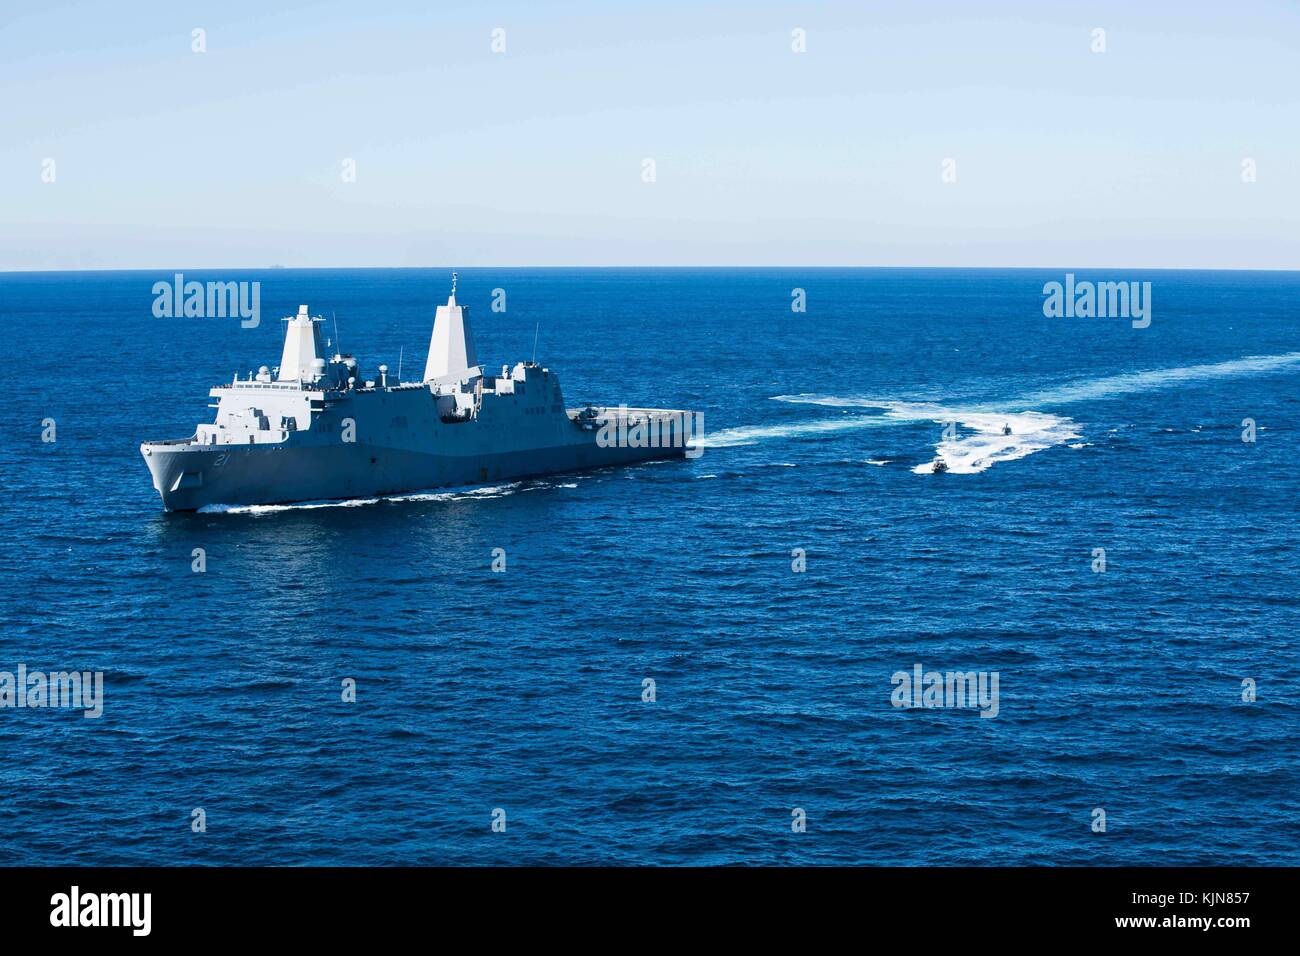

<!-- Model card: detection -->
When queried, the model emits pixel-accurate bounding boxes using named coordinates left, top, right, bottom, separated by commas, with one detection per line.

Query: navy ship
left=141, top=276, right=699, bottom=511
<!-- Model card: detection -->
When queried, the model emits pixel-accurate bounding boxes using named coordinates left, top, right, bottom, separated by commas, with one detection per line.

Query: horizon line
left=3, top=264, right=1298, bottom=275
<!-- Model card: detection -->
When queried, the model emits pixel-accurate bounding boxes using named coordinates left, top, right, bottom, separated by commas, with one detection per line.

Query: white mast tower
left=423, top=272, right=477, bottom=382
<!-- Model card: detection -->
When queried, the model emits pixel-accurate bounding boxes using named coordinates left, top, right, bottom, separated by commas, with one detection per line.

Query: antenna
left=531, top=321, right=539, bottom=365
left=332, top=311, right=341, bottom=356
left=397, top=346, right=404, bottom=382
left=451, top=272, right=458, bottom=297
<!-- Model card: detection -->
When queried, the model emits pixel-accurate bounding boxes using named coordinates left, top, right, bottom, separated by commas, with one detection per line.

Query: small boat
left=932, top=458, right=948, bottom=474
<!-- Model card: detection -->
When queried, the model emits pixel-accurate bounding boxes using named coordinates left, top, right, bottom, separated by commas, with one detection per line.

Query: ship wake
left=697, top=414, right=895, bottom=448
left=899, top=407, right=1080, bottom=475
left=197, top=479, right=577, bottom=515
left=760, top=351, right=1300, bottom=474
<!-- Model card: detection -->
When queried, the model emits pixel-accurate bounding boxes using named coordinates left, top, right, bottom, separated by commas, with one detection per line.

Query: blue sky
left=1, top=0, right=1297, bottom=269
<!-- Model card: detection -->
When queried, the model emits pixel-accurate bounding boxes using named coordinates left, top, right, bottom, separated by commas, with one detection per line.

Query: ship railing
left=213, top=381, right=307, bottom=391
left=142, top=435, right=199, bottom=447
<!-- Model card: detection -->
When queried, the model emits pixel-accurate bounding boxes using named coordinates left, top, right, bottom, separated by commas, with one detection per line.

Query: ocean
left=0, top=267, right=1296, bottom=865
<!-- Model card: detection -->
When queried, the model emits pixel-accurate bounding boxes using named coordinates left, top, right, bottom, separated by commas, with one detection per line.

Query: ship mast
left=277, top=305, right=326, bottom=382
left=423, top=272, right=477, bottom=382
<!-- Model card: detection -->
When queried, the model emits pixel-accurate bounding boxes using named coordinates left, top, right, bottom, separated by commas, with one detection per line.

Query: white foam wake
left=775, top=351, right=1300, bottom=415
left=771, top=394, right=888, bottom=409
left=902, top=410, right=1081, bottom=475
left=1014, top=352, right=1300, bottom=406
left=697, top=414, right=895, bottom=448
left=765, top=351, right=1300, bottom=473
left=769, top=399, right=1082, bottom=474
left=196, top=480, right=568, bottom=515
left=717, top=399, right=1081, bottom=474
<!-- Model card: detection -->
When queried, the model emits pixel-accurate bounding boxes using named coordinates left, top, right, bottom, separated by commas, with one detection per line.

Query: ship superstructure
left=141, top=277, right=697, bottom=510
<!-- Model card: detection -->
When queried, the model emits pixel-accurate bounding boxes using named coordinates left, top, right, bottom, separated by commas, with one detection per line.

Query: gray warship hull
left=142, top=402, right=691, bottom=512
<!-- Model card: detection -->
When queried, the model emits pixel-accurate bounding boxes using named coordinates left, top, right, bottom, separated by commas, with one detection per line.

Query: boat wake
left=707, top=399, right=1079, bottom=474
left=774, top=350, right=1300, bottom=415
left=699, top=414, right=894, bottom=448
left=765, top=351, right=1300, bottom=474
left=1014, top=351, right=1300, bottom=407
left=827, top=401, right=1081, bottom=474
left=901, top=409, right=1081, bottom=475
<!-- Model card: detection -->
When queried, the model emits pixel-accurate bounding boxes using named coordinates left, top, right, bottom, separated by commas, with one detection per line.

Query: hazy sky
left=2, top=0, right=1297, bottom=269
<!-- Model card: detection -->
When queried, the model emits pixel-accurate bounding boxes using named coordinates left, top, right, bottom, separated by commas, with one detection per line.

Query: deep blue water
left=1, top=267, right=1297, bottom=865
